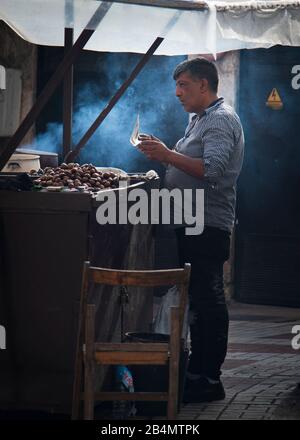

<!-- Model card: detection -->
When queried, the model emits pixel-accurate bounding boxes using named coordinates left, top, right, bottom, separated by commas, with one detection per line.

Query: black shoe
left=183, top=376, right=225, bottom=403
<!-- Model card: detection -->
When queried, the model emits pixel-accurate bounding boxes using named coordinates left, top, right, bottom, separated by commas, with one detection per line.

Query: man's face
left=175, top=71, right=205, bottom=114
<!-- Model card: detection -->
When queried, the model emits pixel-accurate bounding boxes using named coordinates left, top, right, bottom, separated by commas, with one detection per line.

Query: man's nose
left=175, top=87, right=181, bottom=97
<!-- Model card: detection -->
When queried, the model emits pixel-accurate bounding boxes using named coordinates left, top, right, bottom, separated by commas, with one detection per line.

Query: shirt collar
left=204, top=97, right=224, bottom=113
left=190, top=97, right=224, bottom=122
left=196, top=97, right=224, bottom=118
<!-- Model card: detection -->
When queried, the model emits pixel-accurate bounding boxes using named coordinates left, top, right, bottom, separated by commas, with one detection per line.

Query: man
left=138, top=57, right=244, bottom=402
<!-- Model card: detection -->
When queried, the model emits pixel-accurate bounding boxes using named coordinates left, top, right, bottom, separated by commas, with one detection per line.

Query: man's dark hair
left=173, top=57, right=219, bottom=93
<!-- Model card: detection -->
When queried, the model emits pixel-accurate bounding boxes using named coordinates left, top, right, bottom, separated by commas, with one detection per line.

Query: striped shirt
left=164, top=97, right=244, bottom=232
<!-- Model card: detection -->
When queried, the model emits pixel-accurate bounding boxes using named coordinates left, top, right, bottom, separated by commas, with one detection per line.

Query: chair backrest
left=81, top=261, right=191, bottom=337
left=88, top=265, right=190, bottom=286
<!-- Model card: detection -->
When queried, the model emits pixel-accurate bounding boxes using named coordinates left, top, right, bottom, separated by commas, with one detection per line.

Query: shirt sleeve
left=202, top=115, right=235, bottom=180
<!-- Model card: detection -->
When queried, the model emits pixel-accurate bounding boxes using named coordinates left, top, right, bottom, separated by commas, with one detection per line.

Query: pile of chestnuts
left=31, top=163, right=119, bottom=192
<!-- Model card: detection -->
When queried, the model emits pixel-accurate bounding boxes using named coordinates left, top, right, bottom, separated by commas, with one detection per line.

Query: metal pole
left=63, top=28, right=74, bottom=160
left=64, top=37, right=164, bottom=163
left=101, top=0, right=207, bottom=11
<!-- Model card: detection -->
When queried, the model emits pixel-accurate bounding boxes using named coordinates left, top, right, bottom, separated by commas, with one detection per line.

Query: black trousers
left=175, top=226, right=231, bottom=380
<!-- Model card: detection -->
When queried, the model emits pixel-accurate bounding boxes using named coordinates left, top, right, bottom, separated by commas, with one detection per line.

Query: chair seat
left=95, top=352, right=169, bottom=365
left=94, top=342, right=169, bottom=364
left=94, top=342, right=168, bottom=352
left=93, top=391, right=169, bottom=401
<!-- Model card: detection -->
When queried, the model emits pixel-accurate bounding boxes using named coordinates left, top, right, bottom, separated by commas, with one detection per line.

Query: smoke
left=29, top=122, right=63, bottom=153
left=30, top=54, right=187, bottom=173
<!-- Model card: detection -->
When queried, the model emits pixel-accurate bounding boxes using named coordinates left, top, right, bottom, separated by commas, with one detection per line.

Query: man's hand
left=138, top=134, right=171, bottom=163
left=138, top=133, right=205, bottom=178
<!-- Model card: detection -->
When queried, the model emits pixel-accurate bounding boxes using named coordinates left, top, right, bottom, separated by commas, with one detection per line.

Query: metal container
left=16, top=148, right=58, bottom=168
left=1, top=153, right=40, bottom=173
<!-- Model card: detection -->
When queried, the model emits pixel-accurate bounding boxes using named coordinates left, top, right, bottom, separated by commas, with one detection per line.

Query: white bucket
left=1, top=153, right=41, bottom=173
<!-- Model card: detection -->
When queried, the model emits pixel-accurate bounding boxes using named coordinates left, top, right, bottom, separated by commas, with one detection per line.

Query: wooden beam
left=0, top=2, right=112, bottom=171
left=102, top=0, right=208, bottom=10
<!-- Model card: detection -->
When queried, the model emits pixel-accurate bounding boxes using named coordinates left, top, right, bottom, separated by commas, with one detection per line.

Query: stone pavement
left=2, top=300, right=299, bottom=421
left=178, top=300, right=300, bottom=420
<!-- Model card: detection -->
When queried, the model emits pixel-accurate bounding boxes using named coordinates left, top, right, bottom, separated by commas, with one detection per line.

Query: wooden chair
left=72, top=261, right=191, bottom=420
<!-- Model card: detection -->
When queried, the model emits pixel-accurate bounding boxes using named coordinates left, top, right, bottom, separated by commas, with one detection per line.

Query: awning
left=1, top=0, right=300, bottom=56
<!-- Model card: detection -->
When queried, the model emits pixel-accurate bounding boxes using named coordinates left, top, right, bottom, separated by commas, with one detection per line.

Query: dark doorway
left=235, top=46, right=300, bottom=306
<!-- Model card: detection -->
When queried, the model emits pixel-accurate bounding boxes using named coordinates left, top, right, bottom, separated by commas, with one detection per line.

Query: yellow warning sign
left=266, top=88, right=283, bottom=110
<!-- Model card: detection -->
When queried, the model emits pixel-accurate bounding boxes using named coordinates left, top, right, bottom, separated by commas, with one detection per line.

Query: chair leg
left=84, top=304, right=96, bottom=420
left=72, top=261, right=90, bottom=420
left=168, top=306, right=180, bottom=420
left=72, top=341, right=83, bottom=420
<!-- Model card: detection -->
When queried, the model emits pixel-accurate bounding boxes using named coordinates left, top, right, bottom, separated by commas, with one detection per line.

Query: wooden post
left=63, top=28, right=74, bottom=160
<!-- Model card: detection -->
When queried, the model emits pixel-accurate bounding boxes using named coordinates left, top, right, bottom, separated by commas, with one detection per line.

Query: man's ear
left=199, top=78, right=209, bottom=93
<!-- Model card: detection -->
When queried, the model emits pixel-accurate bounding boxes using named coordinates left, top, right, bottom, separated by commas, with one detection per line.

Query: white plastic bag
left=153, top=285, right=189, bottom=342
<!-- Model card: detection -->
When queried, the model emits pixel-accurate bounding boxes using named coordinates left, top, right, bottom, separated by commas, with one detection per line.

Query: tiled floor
left=178, top=301, right=300, bottom=420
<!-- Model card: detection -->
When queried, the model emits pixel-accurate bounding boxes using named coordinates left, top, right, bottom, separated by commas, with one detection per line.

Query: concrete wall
left=216, top=51, right=240, bottom=301
left=0, top=20, right=37, bottom=148
left=216, top=51, right=240, bottom=111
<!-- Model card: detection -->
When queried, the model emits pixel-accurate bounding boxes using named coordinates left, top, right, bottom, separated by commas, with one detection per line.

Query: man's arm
left=165, top=149, right=205, bottom=178
left=201, top=117, right=235, bottom=180
left=138, top=138, right=205, bottom=178
left=138, top=116, right=235, bottom=180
